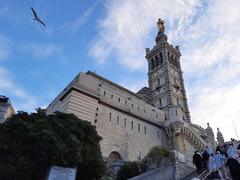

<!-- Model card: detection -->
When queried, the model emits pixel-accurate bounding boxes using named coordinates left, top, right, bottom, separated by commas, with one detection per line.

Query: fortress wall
left=46, top=72, right=169, bottom=161
left=47, top=87, right=168, bottom=161
left=97, top=104, right=168, bottom=161
left=66, top=90, right=98, bottom=124
left=183, top=139, right=196, bottom=167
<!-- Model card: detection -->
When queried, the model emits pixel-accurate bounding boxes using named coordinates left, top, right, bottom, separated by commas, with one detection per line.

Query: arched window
left=117, top=115, right=119, bottom=125
left=155, top=55, right=159, bottom=67
left=174, top=57, right=179, bottom=68
left=151, top=58, right=154, bottom=70
left=109, top=112, right=112, bottom=122
left=159, top=52, right=163, bottom=64
left=108, top=151, right=122, bottom=160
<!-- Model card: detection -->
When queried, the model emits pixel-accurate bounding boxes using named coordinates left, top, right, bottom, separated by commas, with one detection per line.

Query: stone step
left=183, top=170, right=198, bottom=180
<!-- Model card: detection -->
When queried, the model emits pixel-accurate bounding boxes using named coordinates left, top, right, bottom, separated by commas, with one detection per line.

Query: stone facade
left=206, top=122, right=217, bottom=152
left=46, top=20, right=215, bottom=169
left=146, top=31, right=190, bottom=123
left=217, top=128, right=225, bottom=146
left=46, top=72, right=168, bottom=161
left=136, top=87, right=152, bottom=105
left=0, top=95, right=15, bottom=123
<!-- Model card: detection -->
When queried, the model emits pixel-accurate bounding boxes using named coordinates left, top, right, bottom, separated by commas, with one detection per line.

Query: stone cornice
left=87, top=71, right=141, bottom=98
left=99, top=96, right=165, bottom=128
left=58, top=85, right=165, bottom=129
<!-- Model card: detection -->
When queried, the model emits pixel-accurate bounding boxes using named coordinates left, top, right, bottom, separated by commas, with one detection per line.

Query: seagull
left=31, top=7, right=46, bottom=27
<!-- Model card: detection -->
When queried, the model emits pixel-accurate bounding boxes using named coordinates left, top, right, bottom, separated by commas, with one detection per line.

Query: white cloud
left=18, top=42, right=62, bottom=58
left=70, top=1, right=100, bottom=33
left=0, top=34, right=12, bottom=61
left=90, top=0, right=240, bottom=140
left=180, top=0, right=240, bottom=141
left=119, top=79, right=148, bottom=93
left=0, top=66, right=39, bottom=112
left=45, top=1, right=100, bottom=36
left=190, top=84, right=240, bottom=141
left=89, top=39, right=112, bottom=64
left=89, top=0, right=202, bottom=69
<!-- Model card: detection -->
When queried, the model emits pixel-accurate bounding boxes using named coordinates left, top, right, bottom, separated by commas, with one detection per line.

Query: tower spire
left=145, top=18, right=191, bottom=122
left=155, top=18, right=168, bottom=45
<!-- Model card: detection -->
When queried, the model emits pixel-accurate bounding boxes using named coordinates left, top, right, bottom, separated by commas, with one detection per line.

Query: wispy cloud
left=70, top=1, right=99, bottom=34
left=180, top=0, right=240, bottom=140
left=119, top=79, right=148, bottom=93
left=45, top=1, right=100, bottom=36
left=89, top=0, right=240, bottom=140
left=89, top=0, right=202, bottom=69
left=0, top=34, right=12, bottom=61
left=0, top=1, right=30, bottom=28
left=0, top=66, right=39, bottom=112
left=18, top=42, right=62, bottom=58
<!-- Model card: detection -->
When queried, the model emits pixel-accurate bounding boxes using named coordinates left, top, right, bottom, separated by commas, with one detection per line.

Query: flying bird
left=31, top=7, right=46, bottom=27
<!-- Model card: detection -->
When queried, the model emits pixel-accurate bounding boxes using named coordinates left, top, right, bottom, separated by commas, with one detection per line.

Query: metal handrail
left=198, top=152, right=240, bottom=180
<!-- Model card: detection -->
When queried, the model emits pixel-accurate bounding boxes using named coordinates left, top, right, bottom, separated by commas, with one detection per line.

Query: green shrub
left=0, top=110, right=105, bottom=180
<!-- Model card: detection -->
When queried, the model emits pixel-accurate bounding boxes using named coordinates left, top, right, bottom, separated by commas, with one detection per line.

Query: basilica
left=46, top=19, right=216, bottom=178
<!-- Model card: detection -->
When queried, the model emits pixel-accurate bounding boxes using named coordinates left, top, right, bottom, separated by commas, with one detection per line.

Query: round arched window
left=108, top=151, right=122, bottom=160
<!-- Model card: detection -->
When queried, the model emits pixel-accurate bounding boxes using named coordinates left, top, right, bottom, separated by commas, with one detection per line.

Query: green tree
left=0, top=110, right=105, bottom=180
left=116, top=161, right=146, bottom=180
left=116, top=146, right=170, bottom=180
left=144, top=145, right=170, bottom=168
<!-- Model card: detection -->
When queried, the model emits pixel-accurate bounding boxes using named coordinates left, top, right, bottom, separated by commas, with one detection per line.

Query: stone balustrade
left=165, top=121, right=207, bottom=150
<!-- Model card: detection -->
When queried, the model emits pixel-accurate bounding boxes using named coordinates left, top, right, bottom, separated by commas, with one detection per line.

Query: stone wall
left=128, top=162, right=195, bottom=180
left=97, top=104, right=167, bottom=160
left=128, top=164, right=175, bottom=180
left=183, top=140, right=197, bottom=167
left=46, top=72, right=169, bottom=161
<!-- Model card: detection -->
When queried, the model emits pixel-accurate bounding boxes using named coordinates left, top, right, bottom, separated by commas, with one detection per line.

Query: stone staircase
left=194, top=153, right=240, bottom=180
left=174, top=161, right=196, bottom=179
left=105, top=159, right=124, bottom=179
left=128, top=161, right=197, bottom=180
left=183, top=125, right=207, bottom=150
left=183, top=170, right=198, bottom=180
left=165, top=121, right=207, bottom=151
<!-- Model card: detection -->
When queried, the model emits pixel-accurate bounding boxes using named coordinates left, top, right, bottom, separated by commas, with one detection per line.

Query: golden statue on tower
left=157, top=18, right=165, bottom=33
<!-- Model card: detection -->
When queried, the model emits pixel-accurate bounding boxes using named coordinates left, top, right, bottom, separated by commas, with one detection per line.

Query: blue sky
left=1, top=0, right=240, bottom=141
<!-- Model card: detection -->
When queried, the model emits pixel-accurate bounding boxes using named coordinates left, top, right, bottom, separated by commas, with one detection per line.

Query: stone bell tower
left=145, top=18, right=190, bottom=123
left=144, top=19, right=208, bottom=176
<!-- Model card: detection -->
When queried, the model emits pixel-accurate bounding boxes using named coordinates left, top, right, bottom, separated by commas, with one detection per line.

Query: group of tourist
left=192, top=143, right=240, bottom=179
